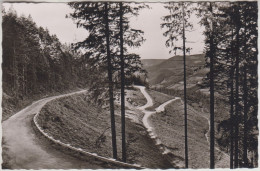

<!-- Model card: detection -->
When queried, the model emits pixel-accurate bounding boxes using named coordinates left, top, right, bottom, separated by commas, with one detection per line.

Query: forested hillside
left=143, top=54, right=205, bottom=88
left=2, top=9, right=89, bottom=120
left=152, top=1, right=258, bottom=168
left=2, top=1, right=258, bottom=169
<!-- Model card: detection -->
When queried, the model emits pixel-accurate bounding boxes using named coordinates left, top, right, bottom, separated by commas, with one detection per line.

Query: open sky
left=2, top=2, right=205, bottom=59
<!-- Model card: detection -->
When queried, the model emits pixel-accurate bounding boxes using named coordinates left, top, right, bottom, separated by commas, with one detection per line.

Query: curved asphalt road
left=2, top=86, right=229, bottom=169
left=2, top=90, right=106, bottom=169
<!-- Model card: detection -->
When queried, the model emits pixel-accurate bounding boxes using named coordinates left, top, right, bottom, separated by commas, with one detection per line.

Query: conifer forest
left=1, top=1, right=258, bottom=169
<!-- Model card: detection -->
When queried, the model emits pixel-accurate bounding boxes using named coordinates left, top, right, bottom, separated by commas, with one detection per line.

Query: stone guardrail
left=33, top=95, right=145, bottom=169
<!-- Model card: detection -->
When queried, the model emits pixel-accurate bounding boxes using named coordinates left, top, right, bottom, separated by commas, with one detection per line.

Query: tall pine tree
left=161, top=2, right=194, bottom=168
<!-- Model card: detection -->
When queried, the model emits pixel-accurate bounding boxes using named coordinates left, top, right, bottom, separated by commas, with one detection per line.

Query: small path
left=156, top=98, right=180, bottom=113
left=134, top=85, right=179, bottom=137
left=187, top=104, right=229, bottom=167
left=136, top=86, right=229, bottom=168
left=136, top=85, right=153, bottom=111
left=177, top=95, right=230, bottom=168
left=199, top=108, right=230, bottom=168
left=137, top=86, right=179, bottom=134
left=134, top=86, right=181, bottom=166
left=2, top=90, right=108, bottom=169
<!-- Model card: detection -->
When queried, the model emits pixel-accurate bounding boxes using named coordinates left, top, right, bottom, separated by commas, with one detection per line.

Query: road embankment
left=35, top=88, right=172, bottom=168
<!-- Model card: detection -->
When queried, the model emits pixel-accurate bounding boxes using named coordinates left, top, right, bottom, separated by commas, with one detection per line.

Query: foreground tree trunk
left=242, top=22, right=248, bottom=167
left=230, top=65, right=235, bottom=168
left=234, top=5, right=241, bottom=167
left=182, top=3, right=188, bottom=168
left=105, top=2, right=117, bottom=159
left=243, top=65, right=248, bottom=167
left=119, top=2, right=126, bottom=162
left=229, top=29, right=235, bottom=168
left=209, top=2, right=215, bottom=169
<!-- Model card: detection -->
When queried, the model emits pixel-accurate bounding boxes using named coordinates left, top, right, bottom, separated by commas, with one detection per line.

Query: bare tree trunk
left=242, top=21, right=248, bottom=167
left=13, top=41, right=16, bottom=96
left=119, top=2, right=126, bottom=162
left=242, top=14, right=249, bottom=167
left=230, top=61, right=235, bottom=169
left=24, top=62, right=28, bottom=96
left=22, top=63, right=25, bottom=95
left=105, top=2, right=117, bottom=160
left=209, top=2, right=215, bottom=169
left=243, top=66, right=248, bottom=167
left=182, top=3, right=188, bottom=168
left=234, top=5, right=241, bottom=167
left=229, top=29, right=235, bottom=169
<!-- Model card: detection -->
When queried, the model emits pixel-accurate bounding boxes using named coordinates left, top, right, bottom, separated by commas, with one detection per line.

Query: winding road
left=135, top=85, right=229, bottom=168
left=3, top=85, right=229, bottom=169
left=134, top=86, right=181, bottom=161
left=135, top=86, right=179, bottom=134
left=2, top=90, right=108, bottom=169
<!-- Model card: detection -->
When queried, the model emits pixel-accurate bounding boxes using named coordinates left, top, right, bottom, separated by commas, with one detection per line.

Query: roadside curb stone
left=33, top=91, right=145, bottom=169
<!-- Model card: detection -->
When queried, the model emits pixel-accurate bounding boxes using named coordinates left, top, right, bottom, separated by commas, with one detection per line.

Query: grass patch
left=145, top=90, right=173, bottom=111
left=152, top=86, right=230, bottom=146
left=125, top=87, right=147, bottom=107
left=150, top=99, right=211, bottom=168
left=1, top=138, right=12, bottom=169
left=2, top=88, right=83, bottom=122
left=149, top=87, right=231, bottom=168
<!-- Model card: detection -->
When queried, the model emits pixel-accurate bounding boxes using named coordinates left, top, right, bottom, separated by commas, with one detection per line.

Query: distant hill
left=143, top=54, right=207, bottom=89
left=141, top=59, right=166, bottom=68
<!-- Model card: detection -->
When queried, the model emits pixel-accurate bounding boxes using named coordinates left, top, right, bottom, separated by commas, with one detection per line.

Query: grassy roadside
left=153, top=86, right=231, bottom=152
left=2, top=87, right=84, bottom=122
left=2, top=138, right=12, bottom=169
left=124, top=87, right=147, bottom=107
left=148, top=87, right=230, bottom=168
left=150, top=99, right=211, bottom=168
left=37, top=88, right=173, bottom=168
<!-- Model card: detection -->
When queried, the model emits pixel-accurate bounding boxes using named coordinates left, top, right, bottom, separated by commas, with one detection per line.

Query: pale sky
left=2, top=2, right=205, bottom=59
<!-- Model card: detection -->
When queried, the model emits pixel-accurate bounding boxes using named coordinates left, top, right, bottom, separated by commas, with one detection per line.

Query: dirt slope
left=145, top=89, right=230, bottom=168
left=36, top=89, right=172, bottom=168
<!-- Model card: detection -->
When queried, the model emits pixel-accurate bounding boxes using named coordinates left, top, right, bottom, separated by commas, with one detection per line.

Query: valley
left=2, top=83, right=230, bottom=169
left=1, top=53, right=232, bottom=169
left=142, top=54, right=207, bottom=90
left=2, top=1, right=258, bottom=169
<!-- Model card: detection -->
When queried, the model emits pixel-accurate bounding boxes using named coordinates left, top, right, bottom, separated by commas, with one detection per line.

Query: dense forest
left=2, top=8, right=88, bottom=119
left=154, top=1, right=258, bottom=168
left=2, top=1, right=258, bottom=169
left=1, top=7, right=146, bottom=120
left=198, top=2, right=258, bottom=168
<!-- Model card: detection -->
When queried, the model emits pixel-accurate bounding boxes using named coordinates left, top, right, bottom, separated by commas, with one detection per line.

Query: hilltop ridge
left=142, top=54, right=206, bottom=89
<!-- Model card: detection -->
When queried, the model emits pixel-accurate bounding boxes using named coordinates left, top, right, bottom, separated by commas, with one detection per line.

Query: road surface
left=2, top=90, right=107, bottom=169
left=2, top=86, right=229, bottom=169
